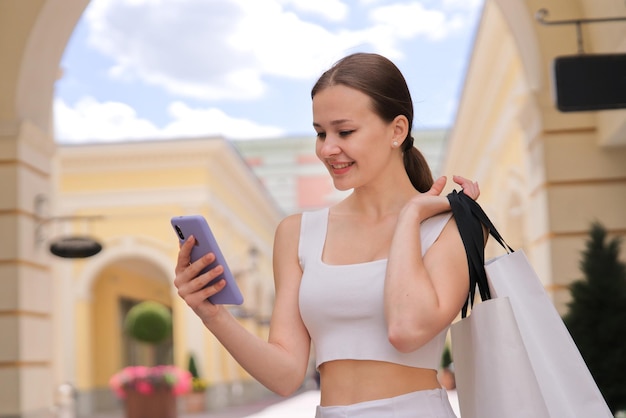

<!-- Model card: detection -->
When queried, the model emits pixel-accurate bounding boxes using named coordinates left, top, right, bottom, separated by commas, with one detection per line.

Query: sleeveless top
left=298, top=208, right=452, bottom=370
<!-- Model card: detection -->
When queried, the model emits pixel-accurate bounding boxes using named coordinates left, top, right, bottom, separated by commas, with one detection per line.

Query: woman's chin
left=332, top=181, right=353, bottom=192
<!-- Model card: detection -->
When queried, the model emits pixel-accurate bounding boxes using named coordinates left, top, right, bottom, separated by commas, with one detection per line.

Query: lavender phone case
left=171, top=215, right=244, bottom=305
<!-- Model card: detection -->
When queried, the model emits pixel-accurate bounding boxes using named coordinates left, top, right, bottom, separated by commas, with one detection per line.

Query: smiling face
left=311, top=53, right=434, bottom=193
left=312, top=84, right=405, bottom=191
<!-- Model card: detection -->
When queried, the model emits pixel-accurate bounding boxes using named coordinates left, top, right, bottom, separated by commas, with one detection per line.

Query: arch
left=76, top=236, right=175, bottom=301
left=0, top=3, right=92, bottom=415
left=15, top=0, right=90, bottom=131
left=84, top=240, right=176, bottom=410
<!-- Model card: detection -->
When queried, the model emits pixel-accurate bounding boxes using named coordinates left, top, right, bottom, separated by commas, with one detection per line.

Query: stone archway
left=0, top=1, right=90, bottom=416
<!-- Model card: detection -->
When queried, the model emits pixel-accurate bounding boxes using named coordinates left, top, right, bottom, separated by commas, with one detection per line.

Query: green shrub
left=124, top=301, right=172, bottom=344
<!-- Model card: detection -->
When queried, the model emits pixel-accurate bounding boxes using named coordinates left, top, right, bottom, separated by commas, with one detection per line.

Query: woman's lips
left=330, top=161, right=354, bottom=174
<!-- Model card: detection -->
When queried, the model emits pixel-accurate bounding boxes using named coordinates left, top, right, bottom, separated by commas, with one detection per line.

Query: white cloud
left=283, top=0, right=349, bottom=22
left=80, top=0, right=479, bottom=102
left=442, top=0, right=483, bottom=13
left=369, top=2, right=467, bottom=43
left=54, top=97, right=285, bottom=143
left=54, top=97, right=160, bottom=142
left=84, top=0, right=268, bottom=100
left=162, top=101, right=285, bottom=140
left=227, top=4, right=350, bottom=79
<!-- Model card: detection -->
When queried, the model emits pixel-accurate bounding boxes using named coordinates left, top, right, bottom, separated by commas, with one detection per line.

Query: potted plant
left=110, top=301, right=189, bottom=418
left=109, top=365, right=192, bottom=418
left=184, top=353, right=208, bottom=413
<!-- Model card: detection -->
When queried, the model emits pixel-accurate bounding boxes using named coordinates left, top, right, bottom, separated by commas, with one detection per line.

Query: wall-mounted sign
left=49, top=236, right=103, bottom=258
left=553, top=53, right=626, bottom=112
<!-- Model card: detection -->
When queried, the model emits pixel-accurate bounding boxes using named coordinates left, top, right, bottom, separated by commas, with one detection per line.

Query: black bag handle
left=447, top=190, right=514, bottom=317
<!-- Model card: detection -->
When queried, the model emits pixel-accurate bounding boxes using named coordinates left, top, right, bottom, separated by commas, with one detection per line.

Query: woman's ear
left=391, top=115, right=409, bottom=147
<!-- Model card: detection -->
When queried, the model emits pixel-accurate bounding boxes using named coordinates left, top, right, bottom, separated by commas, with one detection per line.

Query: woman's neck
left=339, top=178, right=419, bottom=219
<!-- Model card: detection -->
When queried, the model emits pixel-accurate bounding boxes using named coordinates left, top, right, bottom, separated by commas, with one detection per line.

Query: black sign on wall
left=553, top=53, right=626, bottom=112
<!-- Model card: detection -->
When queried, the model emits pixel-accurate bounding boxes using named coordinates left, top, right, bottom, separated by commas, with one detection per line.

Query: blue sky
left=54, top=0, right=484, bottom=143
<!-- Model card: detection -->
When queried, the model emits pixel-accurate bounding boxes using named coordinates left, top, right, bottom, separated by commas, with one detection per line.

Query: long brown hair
left=311, top=53, right=433, bottom=192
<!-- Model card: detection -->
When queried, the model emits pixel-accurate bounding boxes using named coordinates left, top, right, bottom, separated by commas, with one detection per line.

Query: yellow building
left=50, top=138, right=282, bottom=414
left=441, top=1, right=626, bottom=313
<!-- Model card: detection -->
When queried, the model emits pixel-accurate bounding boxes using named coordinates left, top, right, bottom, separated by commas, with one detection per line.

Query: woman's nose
left=319, top=136, right=340, bottom=158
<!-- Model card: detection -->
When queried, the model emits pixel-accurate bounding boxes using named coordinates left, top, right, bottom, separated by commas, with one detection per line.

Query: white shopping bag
left=451, top=250, right=613, bottom=418
left=451, top=295, right=550, bottom=418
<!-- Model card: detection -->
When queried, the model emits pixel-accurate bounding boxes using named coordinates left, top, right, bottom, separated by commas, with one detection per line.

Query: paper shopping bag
left=483, top=250, right=613, bottom=418
left=446, top=190, right=613, bottom=418
left=451, top=296, right=551, bottom=418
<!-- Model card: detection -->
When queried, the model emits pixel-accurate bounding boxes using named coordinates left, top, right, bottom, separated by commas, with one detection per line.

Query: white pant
left=315, top=388, right=457, bottom=418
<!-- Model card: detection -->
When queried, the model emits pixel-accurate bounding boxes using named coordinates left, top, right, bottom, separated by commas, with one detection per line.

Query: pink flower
left=172, top=369, right=193, bottom=396
left=108, top=373, right=126, bottom=398
left=135, top=380, right=153, bottom=395
left=109, top=365, right=192, bottom=399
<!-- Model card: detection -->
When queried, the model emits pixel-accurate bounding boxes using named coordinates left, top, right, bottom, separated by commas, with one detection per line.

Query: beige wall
left=442, top=0, right=626, bottom=313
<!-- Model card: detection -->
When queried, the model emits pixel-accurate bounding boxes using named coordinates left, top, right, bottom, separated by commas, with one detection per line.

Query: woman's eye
left=316, top=132, right=326, bottom=140
left=339, top=130, right=354, bottom=137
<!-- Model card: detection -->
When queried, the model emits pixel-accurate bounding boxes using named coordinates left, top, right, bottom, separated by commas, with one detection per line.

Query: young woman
left=174, top=52, right=479, bottom=417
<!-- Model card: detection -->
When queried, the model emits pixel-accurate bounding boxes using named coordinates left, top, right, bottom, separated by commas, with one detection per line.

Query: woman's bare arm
left=174, top=214, right=311, bottom=396
left=384, top=175, right=479, bottom=352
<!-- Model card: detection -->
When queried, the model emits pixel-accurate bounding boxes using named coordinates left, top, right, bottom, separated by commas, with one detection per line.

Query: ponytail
left=402, top=136, right=433, bottom=193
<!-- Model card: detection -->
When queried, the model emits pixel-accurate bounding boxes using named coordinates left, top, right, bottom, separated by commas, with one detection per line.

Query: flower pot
left=125, top=389, right=177, bottom=418
left=184, top=391, right=206, bottom=413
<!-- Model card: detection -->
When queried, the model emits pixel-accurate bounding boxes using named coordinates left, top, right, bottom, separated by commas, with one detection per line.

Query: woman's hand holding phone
left=173, top=235, right=227, bottom=320
left=171, top=215, right=244, bottom=322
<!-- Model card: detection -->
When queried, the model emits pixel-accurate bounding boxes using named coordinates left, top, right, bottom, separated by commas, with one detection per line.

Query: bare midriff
left=318, top=360, right=441, bottom=406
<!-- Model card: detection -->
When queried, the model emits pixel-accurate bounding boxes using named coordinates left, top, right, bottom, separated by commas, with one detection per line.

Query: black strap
left=447, top=190, right=514, bottom=318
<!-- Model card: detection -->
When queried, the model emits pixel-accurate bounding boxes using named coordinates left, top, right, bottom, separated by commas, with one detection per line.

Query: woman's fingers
left=184, top=278, right=226, bottom=310
left=425, top=176, right=447, bottom=196
left=175, top=264, right=226, bottom=314
left=453, top=175, right=480, bottom=200
left=172, top=236, right=228, bottom=318
left=174, top=235, right=195, bottom=276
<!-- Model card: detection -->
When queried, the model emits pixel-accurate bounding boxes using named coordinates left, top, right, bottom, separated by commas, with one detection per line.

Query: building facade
left=53, top=138, right=282, bottom=414
left=441, top=1, right=626, bottom=312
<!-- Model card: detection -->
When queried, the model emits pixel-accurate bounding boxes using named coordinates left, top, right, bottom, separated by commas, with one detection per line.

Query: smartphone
left=171, top=215, right=244, bottom=305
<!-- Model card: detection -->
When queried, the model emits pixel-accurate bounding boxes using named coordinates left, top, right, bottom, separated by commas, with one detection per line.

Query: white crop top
left=298, top=208, right=452, bottom=370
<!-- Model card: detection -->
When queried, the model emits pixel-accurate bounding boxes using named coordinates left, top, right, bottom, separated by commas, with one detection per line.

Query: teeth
left=332, top=162, right=352, bottom=169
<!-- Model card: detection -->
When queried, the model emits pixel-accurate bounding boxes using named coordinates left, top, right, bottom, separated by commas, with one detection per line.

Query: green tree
left=187, top=352, right=207, bottom=392
left=563, top=222, right=626, bottom=414
left=187, top=353, right=200, bottom=379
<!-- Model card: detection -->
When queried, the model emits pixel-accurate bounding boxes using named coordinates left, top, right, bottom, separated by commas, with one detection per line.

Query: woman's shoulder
left=275, top=213, right=304, bottom=243
left=278, top=212, right=303, bottom=230
left=275, top=207, right=331, bottom=240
